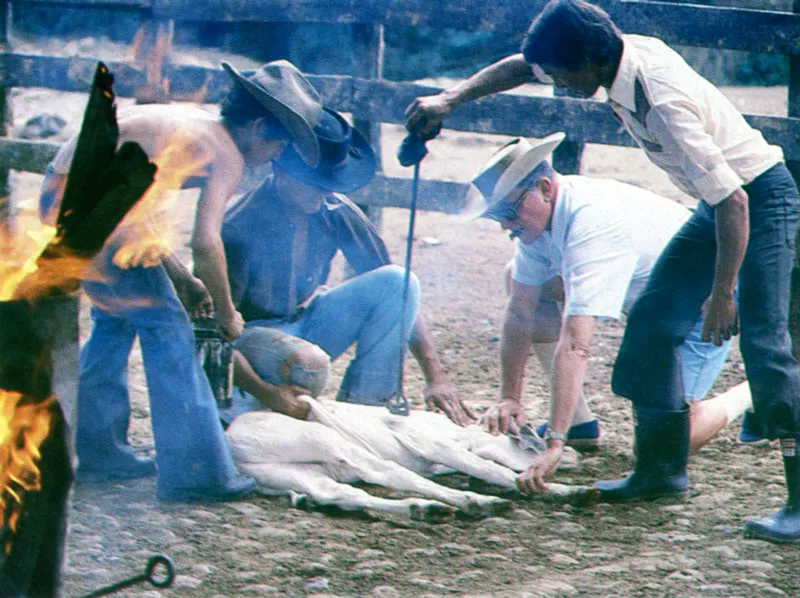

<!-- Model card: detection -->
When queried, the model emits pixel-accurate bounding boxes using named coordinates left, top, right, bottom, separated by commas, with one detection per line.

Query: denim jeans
left=76, top=246, right=247, bottom=492
left=680, top=315, right=731, bottom=402
left=613, top=163, right=800, bottom=437
left=221, top=265, right=420, bottom=421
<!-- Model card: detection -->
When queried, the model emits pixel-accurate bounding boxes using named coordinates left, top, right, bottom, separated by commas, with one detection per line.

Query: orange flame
left=131, top=24, right=173, bottom=104
left=0, top=391, right=54, bottom=554
left=111, top=124, right=212, bottom=269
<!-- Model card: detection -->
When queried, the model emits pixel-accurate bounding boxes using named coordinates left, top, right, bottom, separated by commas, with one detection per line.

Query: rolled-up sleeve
left=648, top=100, right=743, bottom=206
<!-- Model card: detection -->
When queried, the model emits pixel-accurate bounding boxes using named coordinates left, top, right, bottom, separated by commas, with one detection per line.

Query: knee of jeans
left=280, top=344, right=331, bottom=397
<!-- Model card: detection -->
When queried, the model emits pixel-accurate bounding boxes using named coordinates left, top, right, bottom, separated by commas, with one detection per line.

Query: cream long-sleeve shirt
left=607, top=35, right=782, bottom=206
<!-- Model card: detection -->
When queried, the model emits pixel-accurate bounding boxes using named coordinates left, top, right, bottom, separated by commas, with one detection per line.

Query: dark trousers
left=613, top=163, right=800, bottom=438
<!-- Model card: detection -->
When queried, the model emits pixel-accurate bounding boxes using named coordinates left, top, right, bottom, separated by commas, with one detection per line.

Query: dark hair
left=220, top=81, right=290, bottom=139
left=521, top=0, right=622, bottom=71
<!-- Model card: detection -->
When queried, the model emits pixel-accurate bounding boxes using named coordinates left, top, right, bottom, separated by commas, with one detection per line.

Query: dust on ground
left=8, top=51, right=799, bottom=596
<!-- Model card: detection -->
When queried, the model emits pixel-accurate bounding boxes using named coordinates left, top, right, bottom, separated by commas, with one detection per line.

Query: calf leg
left=320, top=438, right=513, bottom=518
left=240, top=462, right=454, bottom=523
left=395, top=427, right=518, bottom=490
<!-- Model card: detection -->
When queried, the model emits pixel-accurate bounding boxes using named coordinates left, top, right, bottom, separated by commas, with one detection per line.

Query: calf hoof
left=290, top=491, right=312, bottom=511
left=462, top=496, right=514, bottom=519
left=486, top=497, right=515, bottom=517
left=410, top=501, right=455, bottom=524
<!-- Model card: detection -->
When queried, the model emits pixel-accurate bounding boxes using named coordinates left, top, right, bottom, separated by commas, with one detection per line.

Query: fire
left=111, top=124, right=212, bottom=269
left=0, top=390, right=54, bottom=554
left=131, top=25, right=173, bottom=103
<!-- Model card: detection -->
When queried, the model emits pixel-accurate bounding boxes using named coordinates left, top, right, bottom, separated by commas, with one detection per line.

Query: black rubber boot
left=744, top=438, right=800, bottom=543
left=593, top=405, right=689, bottom=503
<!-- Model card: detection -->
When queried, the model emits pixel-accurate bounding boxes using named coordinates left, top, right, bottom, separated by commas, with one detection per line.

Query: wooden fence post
left=133, top=16, right=175, bottom=104
left=0, top=0, right=11, bottom=219
left=351, top=23, right=384, bottom=230
left=787, top=0, right=800, bottom=356
left=551, top=88, right=584, bottom=174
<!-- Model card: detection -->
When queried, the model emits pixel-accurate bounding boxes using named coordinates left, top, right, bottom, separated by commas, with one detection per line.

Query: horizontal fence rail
left=15, top=0, right=800, bottom=54
left=3, top=1, right=800, bottom=214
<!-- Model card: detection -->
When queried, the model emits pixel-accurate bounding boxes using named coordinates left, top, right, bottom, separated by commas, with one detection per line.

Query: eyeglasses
left=485, top=189, right=530, bottom=222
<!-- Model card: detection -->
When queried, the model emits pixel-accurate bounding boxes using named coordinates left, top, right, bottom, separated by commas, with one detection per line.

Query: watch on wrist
left=544, top=428, right=568, bottom=442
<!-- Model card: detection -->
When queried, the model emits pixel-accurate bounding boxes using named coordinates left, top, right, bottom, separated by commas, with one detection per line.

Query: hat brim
left=275, top=125, right=377, bottom=193
left=222, top=62, right=321, bottom=167
left=462, top=132, right=566, bottom=221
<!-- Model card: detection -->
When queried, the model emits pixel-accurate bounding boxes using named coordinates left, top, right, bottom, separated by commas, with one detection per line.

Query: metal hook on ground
left=79, top=554, right=175, bottom=598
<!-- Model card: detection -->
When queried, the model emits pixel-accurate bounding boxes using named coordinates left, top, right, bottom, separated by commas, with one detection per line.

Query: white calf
left=226, top=399, right=589, bottom=522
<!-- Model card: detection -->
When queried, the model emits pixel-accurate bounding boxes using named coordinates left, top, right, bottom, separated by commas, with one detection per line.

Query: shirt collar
left=608, top=36, right=637, bottom=112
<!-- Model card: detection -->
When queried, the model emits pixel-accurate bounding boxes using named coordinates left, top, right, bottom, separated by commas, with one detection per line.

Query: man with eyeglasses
left=471, top=133, right=752, bottom=491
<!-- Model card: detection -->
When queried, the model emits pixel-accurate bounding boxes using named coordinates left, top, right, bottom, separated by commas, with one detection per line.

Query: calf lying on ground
left=226, top=398, right=589, bottom=522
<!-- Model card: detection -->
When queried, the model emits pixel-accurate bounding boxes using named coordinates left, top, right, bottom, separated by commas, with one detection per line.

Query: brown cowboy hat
left=221, top=60, right=323, bottom=167
left=275, top=108, right=377, bottom=194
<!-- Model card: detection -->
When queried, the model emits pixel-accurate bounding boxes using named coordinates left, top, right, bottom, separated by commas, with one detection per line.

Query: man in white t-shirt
left=471, top=133, right=751, bottom=491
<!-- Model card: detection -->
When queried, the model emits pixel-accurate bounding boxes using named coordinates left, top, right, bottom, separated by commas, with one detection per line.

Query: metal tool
left=194, top=316, right=234, bottom=409
left=515, top=421, right=547, bottom=453
left=387, top=121, right=442, bottom=416
left=79, top=554, right=175, bottom=598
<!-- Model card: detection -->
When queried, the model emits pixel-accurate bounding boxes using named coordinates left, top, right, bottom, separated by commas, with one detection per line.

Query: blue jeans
left=613, top=163, right=800, bottom=438
left=680, top=315, right=731, bottom=402
left=222, top=265, right=420, bottom=421
left=76, top=246, right=246, bottom=492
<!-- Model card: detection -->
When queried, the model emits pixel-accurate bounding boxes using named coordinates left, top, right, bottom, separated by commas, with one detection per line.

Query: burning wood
left=11, top=61, right=156, bottom=300
left=0, top=61, right=156, bottom=596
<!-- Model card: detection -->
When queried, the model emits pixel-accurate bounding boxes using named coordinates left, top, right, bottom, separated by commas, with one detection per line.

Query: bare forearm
left=192, top=238, right=235, bottom=318
left=549, top=343, right=590, bottom=435
left=409, top=317, right=447, bottom=385
left=443, top=54, right=534, bottom=108
left=713, top=188, right=749, bottom=297
left=500, top=308, right=535, bottom=401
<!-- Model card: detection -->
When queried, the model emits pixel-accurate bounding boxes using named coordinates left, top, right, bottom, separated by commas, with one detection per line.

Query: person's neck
left=600, top=43, right=624, bottom=89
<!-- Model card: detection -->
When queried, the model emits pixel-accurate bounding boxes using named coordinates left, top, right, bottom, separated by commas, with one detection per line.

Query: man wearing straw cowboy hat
left=468, top=132, right=751, bottom=490
left=38, top=59, right=325, bottom=502
left=218, top=104, right=474, bottom=427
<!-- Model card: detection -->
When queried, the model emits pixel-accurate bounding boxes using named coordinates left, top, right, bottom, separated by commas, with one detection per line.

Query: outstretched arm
left=404, top=54, right=535, bottom=134
left=192, top=141, right=246, bottom=341
left=409, top=315, right=476, bottom=426
left=516, top=314, right=596, bottom=494
left=483, top=280, right=541, bottom=435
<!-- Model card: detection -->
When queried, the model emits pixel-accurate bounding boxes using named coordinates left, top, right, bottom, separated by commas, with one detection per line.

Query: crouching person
left=467, top=134, right=751, bottom=491
left=219, top=107, right=474, bottom=427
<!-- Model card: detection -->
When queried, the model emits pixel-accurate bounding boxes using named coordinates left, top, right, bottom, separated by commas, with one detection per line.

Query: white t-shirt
left=512, top=175, right=690, bottom=320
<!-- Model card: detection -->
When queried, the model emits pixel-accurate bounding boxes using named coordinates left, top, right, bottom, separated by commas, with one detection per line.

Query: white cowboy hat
left=463, top=132, right=565, bottom=219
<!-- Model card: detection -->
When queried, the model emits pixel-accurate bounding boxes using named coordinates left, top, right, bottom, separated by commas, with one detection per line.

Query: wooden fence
left=2, top=0, right=800, bottom=216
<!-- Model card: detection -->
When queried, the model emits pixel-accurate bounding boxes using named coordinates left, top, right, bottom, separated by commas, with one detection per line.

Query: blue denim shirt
left=222, top=175, right=391, bottom=322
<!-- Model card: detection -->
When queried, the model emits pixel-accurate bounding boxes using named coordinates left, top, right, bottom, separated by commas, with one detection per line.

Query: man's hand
left=273, top=387, right=312, bottom=420
left=404, top=94, right=452, bottom=136
left=175, top=274, right=214, bottom=320
left=217, top=309, right=244, bottom=341
left=701, top=291, right=738, bottom=346
left=515, top=444, right=564, bottom=494
left=481, top=398, right=526, bottom=436
left=424, top=381, right=477, bottom=427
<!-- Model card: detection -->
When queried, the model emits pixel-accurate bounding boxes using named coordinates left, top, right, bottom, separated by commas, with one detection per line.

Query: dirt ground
left=8, top=47, right=800, bottom=596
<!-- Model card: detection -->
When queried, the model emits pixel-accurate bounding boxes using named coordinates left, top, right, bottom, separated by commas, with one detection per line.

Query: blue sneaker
left=738, top=411, right=769, bottom=446
left=536, top=419, right=600, bottom=452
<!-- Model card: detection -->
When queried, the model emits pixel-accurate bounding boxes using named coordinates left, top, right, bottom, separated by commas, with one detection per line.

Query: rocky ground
left=7, top=46, right=799, bottom=596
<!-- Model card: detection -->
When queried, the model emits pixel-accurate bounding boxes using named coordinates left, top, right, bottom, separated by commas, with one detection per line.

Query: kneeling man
left=220, top=107, right=474, bottom=426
